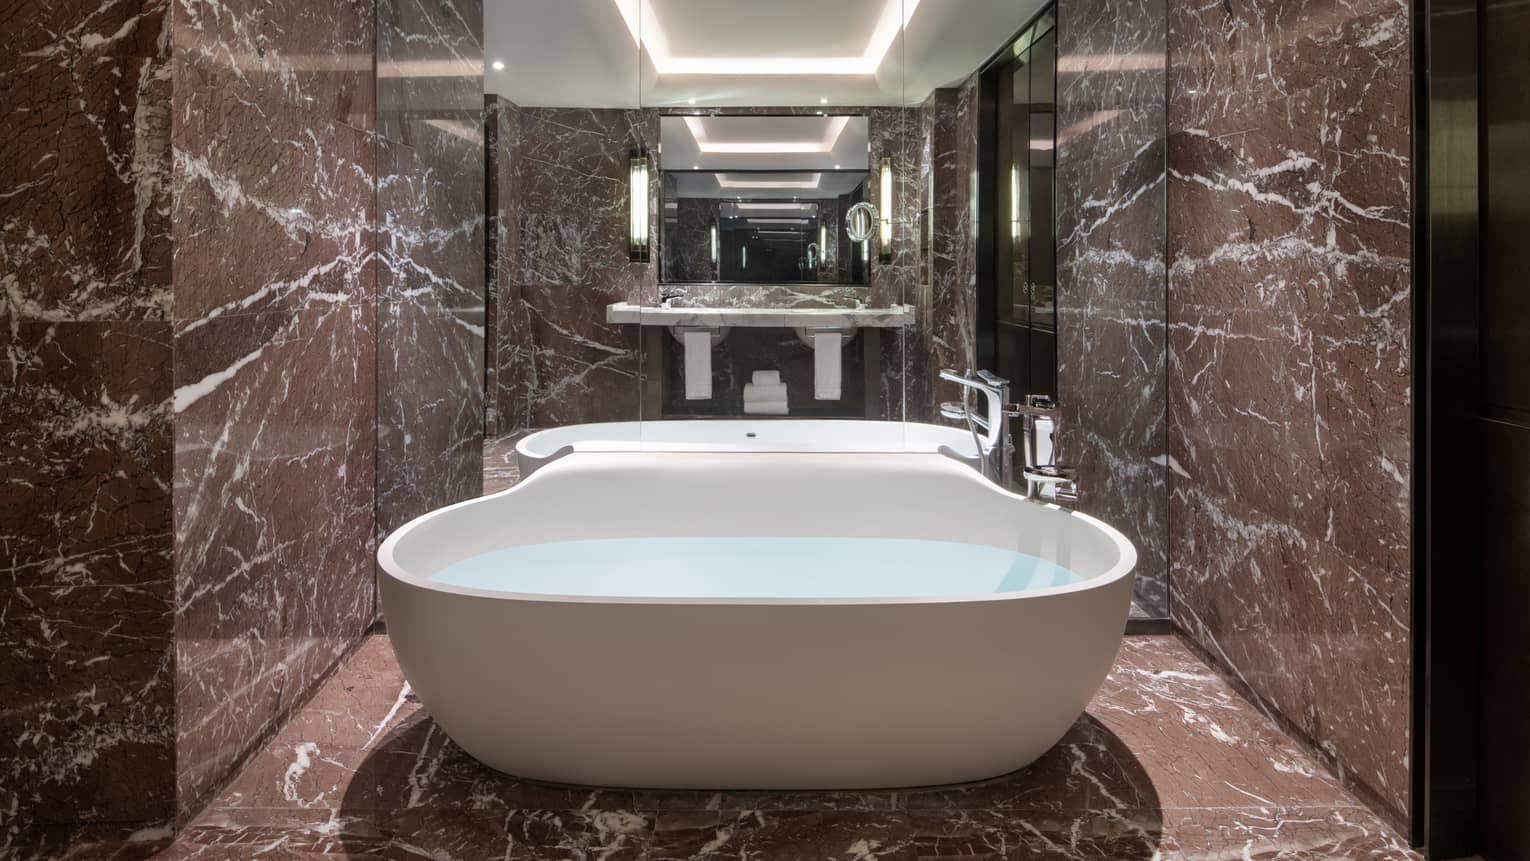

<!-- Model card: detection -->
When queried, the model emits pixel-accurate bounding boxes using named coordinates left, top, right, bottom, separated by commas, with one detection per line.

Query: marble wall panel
left=486, top=96, right=528, bottom=437
left=1056, top=0, right=1170, bottom=617
left=1165, top=0, right=1412, bottom=824
left=917, top=80, right=980, bottom=423
left=375, top=0, right=487, bottom=535
left=0, top=0, right=177, bottom=839
left=170, top=0, right=380, bottom=819
left=491, top=107, right=654, bottom=431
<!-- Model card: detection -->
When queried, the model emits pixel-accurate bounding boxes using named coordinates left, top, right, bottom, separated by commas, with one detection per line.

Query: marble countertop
left=606, top=302, right=915, bottom=328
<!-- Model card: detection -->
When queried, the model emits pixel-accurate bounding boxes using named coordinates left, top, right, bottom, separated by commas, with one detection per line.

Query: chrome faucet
left=938, top=369, right=1079, bottom=506
left=938, top=369, right=1012, bottom=485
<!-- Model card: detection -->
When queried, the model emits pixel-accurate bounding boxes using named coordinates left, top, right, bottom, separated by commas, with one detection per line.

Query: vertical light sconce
left=1010, top=164, right=1021, bottom=242
left=709, top=223, right=718, bottom=265
left=741, top=246, right=748, bottom=270
left=628, top=151, right=650, bottom=263
left=878, top=157, right=892, bottom=263
left=818, top=224, right=827, bottom=265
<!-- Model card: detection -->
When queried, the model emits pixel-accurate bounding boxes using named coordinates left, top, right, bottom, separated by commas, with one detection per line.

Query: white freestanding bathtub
left=513, top=419, right=983, bottom=477
left=377, top=448, right=1136, bottom=790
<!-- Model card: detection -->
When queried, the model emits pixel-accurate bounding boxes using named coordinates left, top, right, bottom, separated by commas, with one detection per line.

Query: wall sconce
left=878, top=157, right=892, bottom=264
left=628, top=151, right=650, bottom=263
left=709, top=223, right=718, bottom=265
left=1010, top=164, right=1022, bottom=242
left=818, top=223, right=828, bottom=265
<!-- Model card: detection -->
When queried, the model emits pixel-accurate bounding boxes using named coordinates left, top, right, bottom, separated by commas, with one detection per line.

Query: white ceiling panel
left=486, top=0, right=1048, bottom=108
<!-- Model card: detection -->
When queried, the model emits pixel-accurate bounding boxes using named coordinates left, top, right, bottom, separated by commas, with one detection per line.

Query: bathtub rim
left=513, top=419, right=983, bottom=460
left=377, top=451, right=1137, bottom=609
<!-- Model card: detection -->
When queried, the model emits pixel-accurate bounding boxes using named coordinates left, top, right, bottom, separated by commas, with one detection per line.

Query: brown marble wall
left=914, top=80, right=981, bottom=423
left=0, top=0, right=178, bottom=841
left=4, top=0, right=484, bottom=844
left=1165, top=0, right=1412, bottom=824
left=485, top=96, right=521, bottom=437
left=490, top=106, right=654, bottom=432
left=374, top=0, right=487, bottom=537
left=170, top=0, right=381, bottom=819
left=1055, top=0, right=1171, bottom=617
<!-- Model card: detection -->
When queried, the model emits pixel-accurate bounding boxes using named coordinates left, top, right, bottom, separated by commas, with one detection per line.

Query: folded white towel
left=814, top=331, right=842, bottom=400
left=752, top=369, right=781, bottom=386
left=743, top=382, right=787, bottom=403
left=743, top=399, right=789, bottom=415
left=683, top=330, right=712, bottom=400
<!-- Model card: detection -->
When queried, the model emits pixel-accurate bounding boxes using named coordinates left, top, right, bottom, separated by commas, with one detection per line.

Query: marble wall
left=1164, top=0, right=1413, bottom=824
left=490, top=106, right=654, bottom=432
left=1055, top=0, right=1171, bottom=618
left=375, top=0, right=487, bottom=536
left=170, top=0, right=382, bottom=818
left=915, top=80, right=981, bottom=423
left=1, top=0, right=178, bottom=841
left=3, top=0, right=485, bottom=842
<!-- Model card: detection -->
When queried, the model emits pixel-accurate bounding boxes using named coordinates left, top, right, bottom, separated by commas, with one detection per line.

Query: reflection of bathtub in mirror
left=378, top=450, right=1136, bottom=789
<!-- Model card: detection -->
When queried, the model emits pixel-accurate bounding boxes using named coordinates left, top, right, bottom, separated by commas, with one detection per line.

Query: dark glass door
left=990, top=13, right=1057, bottom=401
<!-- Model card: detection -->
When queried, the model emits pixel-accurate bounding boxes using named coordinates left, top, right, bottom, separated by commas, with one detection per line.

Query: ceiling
left=486, top=0, right=1047, bottom=108
left=659, top=115, right=870, bottom=173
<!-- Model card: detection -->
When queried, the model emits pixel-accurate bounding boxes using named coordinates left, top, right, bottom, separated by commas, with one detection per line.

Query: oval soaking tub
left=514, top=419, right=982, bottom=477
left=377, top=450, right=1136, bottom=790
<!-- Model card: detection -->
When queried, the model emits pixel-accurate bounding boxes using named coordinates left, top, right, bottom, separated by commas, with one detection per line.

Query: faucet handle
left=975, top=369, right=1009, bottom=388
left=1004, top=402, right=1061, bottom=421
left=1022, top=464, right=1076, bottom=483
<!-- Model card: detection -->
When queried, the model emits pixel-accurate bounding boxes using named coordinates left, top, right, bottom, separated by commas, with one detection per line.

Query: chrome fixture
left=938, top=369, right=1079, bottom=505
left=845, top=201, right=878, bottom=243
left=938, top=368, right=1013, bottom=485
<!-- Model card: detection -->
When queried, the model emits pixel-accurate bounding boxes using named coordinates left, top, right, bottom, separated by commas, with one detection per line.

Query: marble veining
left=1055, top=0, right=1171, bottom=620
left=86, top=634, right=1420, bottom=860
left=374, top=0, right=488, bottom=539
left=1, top=0, right=178, bottom=841
left=915, top=79, right=981, bottom=424
left=169, top=0, right=383, bottom=821
left=1165, top=0, right=1413, bottom=825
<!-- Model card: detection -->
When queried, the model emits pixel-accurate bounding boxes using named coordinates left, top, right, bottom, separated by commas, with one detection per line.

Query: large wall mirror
left=659, top=115, right=872, bottom=285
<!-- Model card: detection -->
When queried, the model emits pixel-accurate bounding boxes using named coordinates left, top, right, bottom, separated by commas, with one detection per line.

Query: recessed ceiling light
left=490, top=59, right=505, bottom=71
left=687, top=97, right=696, bottom=104
left=693, top=164, right=700, bottom=169
left=834, top=164, right=841, bottom=169
left=820, top=98, right=828, bottom=104
left=612, top=0, right=922, bottom=76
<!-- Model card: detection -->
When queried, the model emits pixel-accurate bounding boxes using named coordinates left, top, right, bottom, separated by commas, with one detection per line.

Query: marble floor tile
left=34, top=631, right=1413, bottom=859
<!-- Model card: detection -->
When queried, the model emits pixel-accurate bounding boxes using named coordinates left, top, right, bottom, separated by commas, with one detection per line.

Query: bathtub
left=378, top=449, right=1135, bottom=789
left=514, top=419, right=982, bottom=477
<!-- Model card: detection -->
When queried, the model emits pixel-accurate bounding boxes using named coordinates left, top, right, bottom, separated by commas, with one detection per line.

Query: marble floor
left=68, top=632, right=1416, bottom=859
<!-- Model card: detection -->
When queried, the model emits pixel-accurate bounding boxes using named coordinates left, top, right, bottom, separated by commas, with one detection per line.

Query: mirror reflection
left=660, top=115, right=871, bottom=284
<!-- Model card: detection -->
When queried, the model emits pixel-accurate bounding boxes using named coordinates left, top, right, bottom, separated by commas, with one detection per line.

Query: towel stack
left=743, top=370, right=788, bottom=415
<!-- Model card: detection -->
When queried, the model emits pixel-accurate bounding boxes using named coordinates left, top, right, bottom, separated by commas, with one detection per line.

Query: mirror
left=844, top=202, right=878, bottom=243
left=659, top=115, right=872, bottom=285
